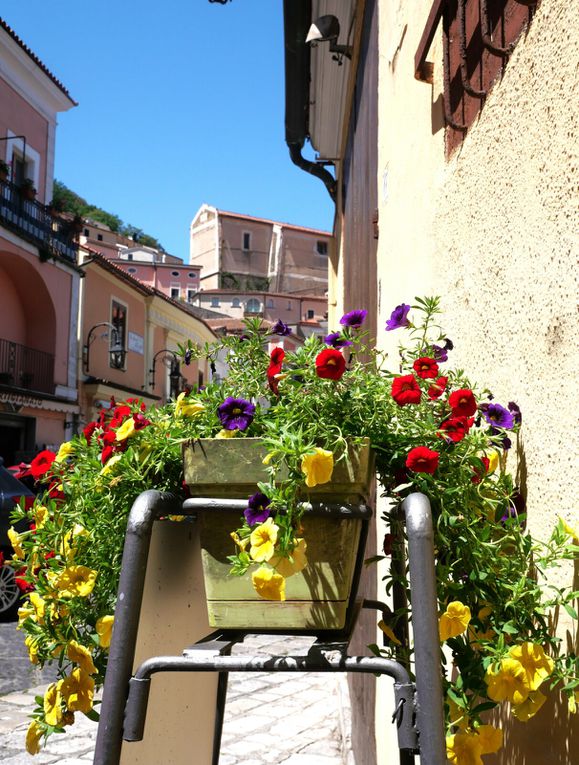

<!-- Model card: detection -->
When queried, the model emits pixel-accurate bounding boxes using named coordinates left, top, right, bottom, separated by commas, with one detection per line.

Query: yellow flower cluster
left=485, top=642, right=554, bottom=714
left=446, top=724, right=502, bottom=765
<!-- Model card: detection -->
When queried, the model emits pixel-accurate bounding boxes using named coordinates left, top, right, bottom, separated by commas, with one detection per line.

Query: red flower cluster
left=83, top=399, right=150, bottom=465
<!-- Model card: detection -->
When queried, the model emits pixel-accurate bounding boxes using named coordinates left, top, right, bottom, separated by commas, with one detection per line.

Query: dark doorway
left=0, top=414, right=35, bottom=466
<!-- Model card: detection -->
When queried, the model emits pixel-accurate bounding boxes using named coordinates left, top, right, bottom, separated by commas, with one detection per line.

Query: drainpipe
left=283, top=0, right=337, bottom=202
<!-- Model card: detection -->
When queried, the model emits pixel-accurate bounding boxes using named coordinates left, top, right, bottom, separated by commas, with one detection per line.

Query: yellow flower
left=50, top=566, right=97, bottom=598
left=96, top=615, right=114, bottom=649
left=378, top=620, right=402, bottom=646
left=168, top=515, right=185, bottom=521
left=568, top=689, right=579, bottom=714
left=508, top=642, right=554, bottom=690
left=439, top=601, right=471, bottom=641
left=33, top=505, right=49, bottom=528
left=25, top=719, right=44, bottom=755
left=270, top=538, right=308, bottom=577
left=7, top=527, right=25, bottom=559
left=66, top=640, right=97, bottom=675
left=301, top=448, right=334, bottom=487
left=175, top=392, right=205, bottom=418
left=60, top=668, right=95, bottom=713
left=43, top=681, right=63, bottom=726
left=560, top=517, right=579, bottom=543
left=55, top=441, right=74, bottom=463
left=115, top=417, right=136, bottom=441
left=251, top=566, right=286, bottom=601
left=18, top=602, right=35, bottom=628
left=446, top=697, right=468, bottom=730
left=29, top=592, right=46, bottom=623
left=487, top=451, right=500, bottom=473
left=512, top=690, right=547, bottom=721
left=485, top=658, right=531, bottom=705
left=446, top=730, right=484, bottom=765
left=100, top=454, right=123, bottom=475
left=216, top=428, right=236, bottom=438
left=249, top=518, right=278, bottom=562
left=476, top=725, right=503, bottom=754
left=59, top=524, right=89, bottom=560
left=25, top=636, right=40, bottom=665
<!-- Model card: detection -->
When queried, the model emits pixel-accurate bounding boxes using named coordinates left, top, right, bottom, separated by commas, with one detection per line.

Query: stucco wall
left=375, top=1, right=578, bottom=762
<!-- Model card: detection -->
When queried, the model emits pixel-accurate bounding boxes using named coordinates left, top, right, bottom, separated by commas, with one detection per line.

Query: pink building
left=0, top=18, right=79, bottom=463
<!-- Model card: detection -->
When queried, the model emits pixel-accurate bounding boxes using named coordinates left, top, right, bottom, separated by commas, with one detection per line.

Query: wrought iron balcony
left=0, top=337, right=54, bottom=394
left=0, top=178, right=78, bottom=264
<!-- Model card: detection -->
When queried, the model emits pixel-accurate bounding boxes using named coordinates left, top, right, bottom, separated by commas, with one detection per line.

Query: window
left=287, top=301, right=292, bottom=311
left=242, top=232, right=251, bottom=251
left=210, top=297, right=221, bottom=307
left=187, top=289, right=196, bottom=303
left=171, top=271, right=180, bottom=277
left=188, top=272, right=197, bottom=279
left=266, top=298, right=275, bottom=309
left=97, top=234, right=103, bottom=241
left=246, top=298, right=261, bottom=314
left=110, top=300, right=127, bottom=370
left=316, top=240, right=328, bottom=256
left=231, top=297, right=241, bottom=308
left=127, top=253, right=133, bottom=261
left=83, top=228, right=90, bottom=237
left=306, top=309, right=315, bottom=320
left=171, top=286, right=180, bottom=300
left=128, top=267, right=137, bottom=274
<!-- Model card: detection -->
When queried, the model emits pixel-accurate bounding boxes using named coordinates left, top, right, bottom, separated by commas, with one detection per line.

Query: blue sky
left=2, top=0, right=334, bottom=260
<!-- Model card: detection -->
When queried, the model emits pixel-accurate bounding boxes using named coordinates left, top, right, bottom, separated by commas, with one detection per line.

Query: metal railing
left=0, top=337, right=54, bottom=394
left=0, top=178, right=78, bottom=264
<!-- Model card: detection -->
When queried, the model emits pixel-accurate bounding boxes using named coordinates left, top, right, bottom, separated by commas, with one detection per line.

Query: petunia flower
left=270, top=538, right=308, bottom=577
left=271, top=319, right=292, bottom=336
left=508, top=642, right=554, bottom=690
left=439, top=601, right=471, bottom=641
left=184, top=348, right=192, bottom=365
left=175, top=392, right=205, bottom=418
left=339, top=309, right=368, bottom=328
left=244, top=492, right=272, bottom=526
left=55, top=441, right=74, bottom=463
left=315, top=348, right=346, bottom=380
left=512, top=690, right=547, bottom=722
left=406, top=446, right=439, bottom=474
left=449, top=389, right=477, bottom=417
left=438, top=416, right=472, bottom=443
left=446, top=730, right=484, bottom=765
left=267, top=347, right=285, bottom=395
left=476, top=725, right=503, bottom=755
left=251, top=566, right=286, bottom=601
left=391, top=374, right=421, bottom=406
left=96, top=615, right=114, bottom=649
left=324, top=332, right=353, bottom=348
left=43, top=682, right=63, bottom=727
left=485, top=659, right=531, bottom=705
left=385, top=303, right=411, bottom=331
left=217, top=397, right=256, bottom=431
left=481, top=403, right=515, bottom=430
left=60, top=668, right=95, bottom=713
left=508, top=401, right=522, bottom=424
left=66, top=640, right=97, bottom=675
left=431, top=344, right=448, bottom=362
left=50, top=566, right=98, bottom=598
left=301, top=448, right=334, bottom=487
left=7, top=527, right=25, bottom=560
left=29, top=450, right=56, bottom=480
left=413, top=357, right=439, bottom=379
left=25, top=719, right=44, bottom=755
left=249, top=518, right=279, bottom=562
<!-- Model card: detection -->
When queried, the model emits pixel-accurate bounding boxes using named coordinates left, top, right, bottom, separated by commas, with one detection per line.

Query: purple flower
left=482, top=403, right=514, bottom=430
left=385, top=304, right=411, bottom=331
left=502, top=436, right=512, bottom=451
left=217, top=397, right=256, bottom=431
left=508, top=401, right=522, bottom=425
left=340, top=309, right=368, bottom=328
left=184, top=348, right=192, bottom=366
left=443, top=338, right=454, bottom=351
left=271, top=319, right=292, bottom=337
left=324, top=332, right=353, bottom=349
left=244, top=492, right=271, bottom=525
left=431, top=344, right=448, bottom=363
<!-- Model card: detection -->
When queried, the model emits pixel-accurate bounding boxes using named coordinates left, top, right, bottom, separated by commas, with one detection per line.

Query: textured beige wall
left=374, top=1, right=578, bottom=763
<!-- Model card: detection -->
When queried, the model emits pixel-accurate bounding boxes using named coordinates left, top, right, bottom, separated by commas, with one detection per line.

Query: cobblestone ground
left=0, top=624, right=352, bottom=765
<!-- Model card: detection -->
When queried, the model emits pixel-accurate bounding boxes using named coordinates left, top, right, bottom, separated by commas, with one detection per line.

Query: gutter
left=283, top=0, right=337, bottom=202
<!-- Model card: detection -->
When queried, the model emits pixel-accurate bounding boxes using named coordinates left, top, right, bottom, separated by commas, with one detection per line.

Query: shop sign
left=128, top=332, right=144, bottom=355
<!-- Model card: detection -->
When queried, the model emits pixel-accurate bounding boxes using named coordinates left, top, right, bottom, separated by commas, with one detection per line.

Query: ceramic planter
left=182, top=438, right=374, bottom=632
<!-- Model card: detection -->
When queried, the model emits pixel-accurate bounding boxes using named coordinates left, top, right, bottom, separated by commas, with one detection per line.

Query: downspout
left=283, top=0, right=337, bottom=202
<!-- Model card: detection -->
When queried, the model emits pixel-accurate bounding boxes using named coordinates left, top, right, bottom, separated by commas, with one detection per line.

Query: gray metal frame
left=93, top=490, right=446, bottom=765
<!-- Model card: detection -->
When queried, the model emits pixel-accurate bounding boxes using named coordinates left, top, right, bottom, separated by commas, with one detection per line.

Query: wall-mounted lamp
left=83, top=322, right=125, bottom=373
left=149, top=349, right=182, bottom=399
left=306, top=15, right=352, bottom=62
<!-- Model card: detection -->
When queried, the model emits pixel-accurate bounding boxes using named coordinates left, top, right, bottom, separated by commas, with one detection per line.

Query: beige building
left=282, top=1, right=578, bottom=764
left=189, top=203, right=331, bottom=296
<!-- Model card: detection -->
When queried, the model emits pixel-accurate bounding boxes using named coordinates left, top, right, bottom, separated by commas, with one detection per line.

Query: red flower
left=29, top=450, right=56, bottom=480
left=391, top=375, right=421, bottom=406
left=15, top=568, right=34, bottom=593
left=267, top=347, right=285, bottom=395
left=0, top=551, right=4, bottom=567
left=315, top=348, right=346, bottom=380
left=428, top=376, right=448, bottom=400
left=101, top=445, right=114, bottom=465
left=133, top=413, right=151, bottom=431
left=449, top=388, right=477, bottom=417
left=405, top=446, right=439, bottom=474
left=413, top=357, right=439, bottom=379
left=382, top=533, right=394, bottom=556
left=471, top=456, right=490, bottom=484
left=83, top=421, right=99, bottom=443
left=438, top=416, right=472, bottom=443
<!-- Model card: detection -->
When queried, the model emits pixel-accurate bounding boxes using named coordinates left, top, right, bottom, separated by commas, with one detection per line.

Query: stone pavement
left=0, top=626, right=354, bottom=765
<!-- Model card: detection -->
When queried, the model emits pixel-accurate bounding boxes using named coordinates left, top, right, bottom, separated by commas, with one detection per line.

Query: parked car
left=0, top=457, right=34, bottom=621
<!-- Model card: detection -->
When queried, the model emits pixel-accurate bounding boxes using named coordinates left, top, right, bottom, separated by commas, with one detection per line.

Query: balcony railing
left=0, top=337, right=54, bottom=394
left=0, top=179, right=78, bottom=264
